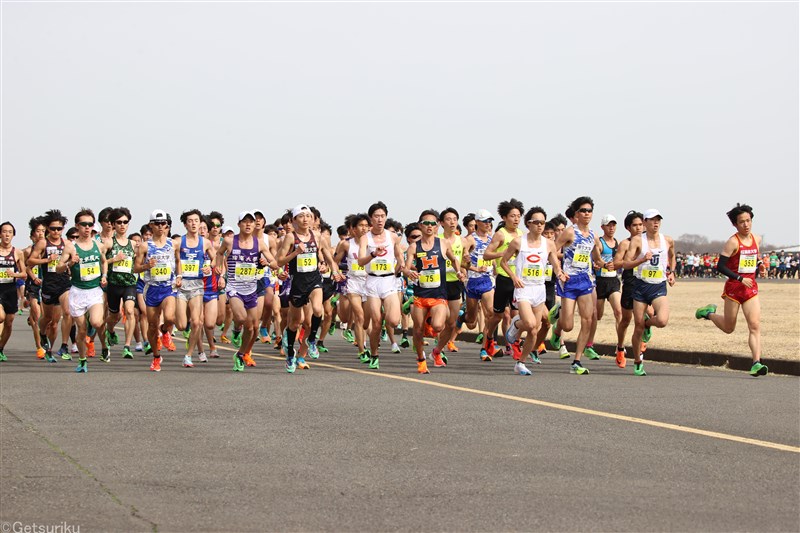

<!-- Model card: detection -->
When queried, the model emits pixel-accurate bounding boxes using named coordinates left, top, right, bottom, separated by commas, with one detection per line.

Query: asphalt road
left=1, top=323, right=798, bottom=532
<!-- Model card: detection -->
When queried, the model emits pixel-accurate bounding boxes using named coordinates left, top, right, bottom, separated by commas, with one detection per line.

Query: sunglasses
left=77, top=222, right=94, bottom=228
left=409, top=234, right=422, bottom=240
left=151, top=221, right=168, bottom=226
left=578, top=208, right=593, bottom=214
left=420, top=221, right=437, bottom=227
left=212, top=223, right=222, bottom=228
left=48, top=226, right=64, bottom=231
left=114, top=219, right=129, bottom=225
left=529, top=220, right=546, bottom=225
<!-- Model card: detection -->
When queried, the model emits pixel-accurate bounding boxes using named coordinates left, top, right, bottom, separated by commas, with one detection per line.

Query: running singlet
left=289, top=232, right=321, bottom=279
left=143, top=239, right=175, bottom=287
left=226, top=235, right=259, bottom=295
left=413, top=238, right=447, bottom=299
left=514, top=231, right=549, bottom=286
left=70, top=240, right=103, bottom=290
left=563, top=228, right=595, bottom=276
left=596, top=237, right=618, bottom=278
left=494, top=227, right=523, bottom=277
left=366, top=230, right=397, bottom=275
left=445, top=236, right=463, bottom=282
left=635, top=234, right=669, bottom=284
left=107, top=236, right=136, bottom=286
left=347, top=239, right=366, bottom=278
left=468, top=232, right=493, bottom=279
left=0, top=247, right=17, bottom=285
left=179, top=235, right=205, bottom=279
left=727, top=234, right=759, bottom=279
left=42, top=239, right=70, bottom=285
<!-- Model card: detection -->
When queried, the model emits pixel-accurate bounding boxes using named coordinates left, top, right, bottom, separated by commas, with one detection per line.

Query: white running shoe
left=505, top=315, right=521, bottom=344
left=71, top=343, right=79, bottom=353
left=183, top=355, right=194, bottom=368
left=134, top=342, right=144, bottom=352
left=198, top=352, right=208, bottom=363
left=514, top=361, right=532, bottom=375
left=391, top=342, right=401, bottom=353
left=209, top=350, right=220, bottom=358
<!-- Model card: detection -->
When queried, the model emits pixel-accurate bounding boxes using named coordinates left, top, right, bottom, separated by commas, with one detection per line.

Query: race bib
left=370, top=258, right=391, bottom=273
left=522, top=264, right=544, bottom=283
left=738, top=252, right=757, bottom=274
left=350, top=262, right=366, bottom=276
left=182, top=260, right=200, bottom=278
left=418, top=269, right=441, bottom=288
left=572, top=244, right=592, bottom=269
left=32, top=265, right=40, bottom=277
left=600, top=266, right=617, bottom=278
left=0, top=267, right=14, bottom=283
left=544, top=265, right=553, bottom=282
left=112, top=257, right=133, bottom=274
left=47, top=258, right=59, bottom=273
left=150, top=263, right=172, bottom=282
left=297, top=252, right=318, bottom=273
left=235, top=262, right=256, bottom=282
left=641, top=265, right=664, bottom=283
left=80, top=261, right=101, bottom=282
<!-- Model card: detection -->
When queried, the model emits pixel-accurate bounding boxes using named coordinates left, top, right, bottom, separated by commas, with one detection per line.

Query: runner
left=463, top=208, right=496, bottom=361
left=436, top=207, right=468, bottom=360
left=403, top=209, right=462, bottom=373
left=333, top=214, right=372, bottom=359
left=0, top=222, right=28, bottom=361
left=622, top=209, right=676, bottom=376
left=54, top=209, right=109, bottom=371
left=104, top=207, right=138, bottom=359
left=500, top=207, right=567, bottom=375
left=22, top=217, right=46, bottom=359
left=695, top=204, right=767, bottom=376
left=202, top=211, right=225, bottom=359
left=591, top=214, right=622, bottom=358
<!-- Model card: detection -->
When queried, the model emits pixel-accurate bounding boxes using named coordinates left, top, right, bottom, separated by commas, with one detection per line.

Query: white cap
left=252, top=208, right=265, bottom=218
left=292, top=204, right=311, bottom=218
left=150, top=209, right=168, bottom=222
left=475, top=209, right=494, bottom=222
left=222, top=225, right=235, bottom=234
left=643, top=209, right=663, bottom=220
left=238, top=210, right=256, bottom=222
left=92, top=223, right=102, bottom=233
left=601, top=214, right=617, bottom=225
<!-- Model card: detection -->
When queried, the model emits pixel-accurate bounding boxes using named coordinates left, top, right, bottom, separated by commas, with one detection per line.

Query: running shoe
left=368, top=356, right=380, bottom=370
left=559, top=345, right=571, bottom=359
left=41, top=336, right=51, bottom=351
left=749, top=361, right=768, bottom=376
left=328, top=324, right=336, bottom=336
left=58, top=345, right=72, bottom=360
left=75, top=360, right=88, bottom=373
left=233, top=353, right=244, bottom=372
left=380, top=328, right=389, bottom=342
left=162, top=333, right=176, bottom=352
left=633, top=361, right=647, bottom=376
left=122, top=346, right=133, bottom=359
left=0, top=350, right=6, bottom=362
left=695, top=304, right=717, bottom=320
left=183, top=355, right=194, bottom=368
left=36, top=347, right=46, bottom=359
left=537, top=342, right=546, bottom=354
left=359, top=350, right=371, bottom=364
left=285, top=356, right=297, bottom=373
left=480, top=349, right=492, bottom=362
left=232, top=330, right=243, bottom=348
left=549, top=331, right=561, bottom=351
left=584, top=346, right=601, bottom=360
left=391, top=343, right=401, bottom=354
left=343, top=329, right=355, bottom=344
left=71, top=343, right=78, bottom=354
left=402, top=297, right=413, bottom=315
left=505, top=315, right=521, bottom=345
left=642, top=313, right=653, bottom=343
left=306, top=339, right=320, bottom=359
left=432, top=350, right=447, bottom=368
left=615, top=348, right=627, bottom=368
left=510, top=341, right=522, bottom=361
left=259, top=327, right=269, bottom=343
left=100, top=347, right=110, bottom=363
left=446, top=341, right=459, bottom=353
left=400, top=336, right=410, bottom=348
left=417, top=359, right=430, bottom=374
left=45, top=351, right=57, bottom=363
left=514, top=362, right=532, bottom=376
left=475, top=333, right=484, bottom=344
left=209, top=350, right=220, bottom=358
left=150, top=356, right=162, bottom=372
left=243, top=353, right=257, bottom=367
left=486, top=338, right=501, bottom=357
left=220, top=335, right=231, bottom=344
left=296, top=357, right=310, bottom=370
left=570, top=361, right=589, bottom=375
left=106, top=330, right=119, bottom=346
left=547, top=301, right=561, bottom=325
left=318, top=341, right=329, bottom=353
left=330, top=294, right=340, bottom=307
left=134, top=342, right=143, bottom=352
left=182, top=328, right=191, bottom=340
left=198, top=352, right=208, bottom=363
left=86, top=340, right=96, bottom=357
left=530, top=352, right=541, bottom=365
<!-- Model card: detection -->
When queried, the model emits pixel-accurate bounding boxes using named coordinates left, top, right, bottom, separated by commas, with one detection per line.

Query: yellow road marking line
left=214, top=342, right=800, bottom=454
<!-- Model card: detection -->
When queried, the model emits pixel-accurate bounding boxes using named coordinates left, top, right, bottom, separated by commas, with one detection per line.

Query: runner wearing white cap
left=589, top=214, right=622, bottom=359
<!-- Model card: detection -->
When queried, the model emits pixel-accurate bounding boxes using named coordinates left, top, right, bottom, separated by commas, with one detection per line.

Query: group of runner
left=0, top=199, right=768, bottom=377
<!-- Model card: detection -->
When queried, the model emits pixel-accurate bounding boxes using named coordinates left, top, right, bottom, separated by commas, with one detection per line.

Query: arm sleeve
left=716, top=255, right=742, bottom=282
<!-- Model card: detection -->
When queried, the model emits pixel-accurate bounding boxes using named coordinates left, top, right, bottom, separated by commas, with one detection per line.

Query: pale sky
left=2, top=1, right=798, bottom=246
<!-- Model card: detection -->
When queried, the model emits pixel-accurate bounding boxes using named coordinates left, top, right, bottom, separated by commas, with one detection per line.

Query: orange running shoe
left=433, top=350, right=447, bottom=368
left=511, top=341, right=522, bottom=361
left=417, top=359, right=430, bottom=374
left=163, top=333, right=176, bottom=352
left=150, top=356, right=162, bottom=372
left=243, top=352, right=257, bottom=367
left=446, top=341, right=459, bottom=353
left=615, top=348, right=627, bottom=368
left=537, top=342, right=546, bottom=353
left=36, top=347, right=46, bottom=359
left=86, top=339, right=96, bottom=357
left=220, top=335, right=231, bottom=344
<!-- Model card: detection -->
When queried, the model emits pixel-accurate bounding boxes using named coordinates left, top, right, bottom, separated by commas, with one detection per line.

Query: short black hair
left=0, top=221, right=16, bottom=236
left=28, top=216, right=45, bottom=237
left=726, top=203, right=754, bottom=225
left=140, top=224, right=152, bottom=236
left=524, top=206, right=547, bottom=224
left=44, top=209, right=67, bottom=227
left=336, top=224, right=348, bottom=238
left=180, top=209, right=203, bottom=225
left=74, top=207, right=95, bottom=225
left=404, top=223, right=421, bottom=239
left=624, top=210, right=643, bottom=230
left=349, top=213, right=370, bottom=229
left=462, top=213, right=475, bottom=228
left=368, top=201, right=388, bottom=217
left=109, top=207, right=132, bottom=224
left=569, top=196, right=594, bottom=213
left=549, top=213, right=568, bottom=227
left=497, top=198, right=524, bottom=219
left=418, top=209, right=440, bottom=222
left=439, top=207, right=459, bottom=222
left=98, top=207, right=114, bottom=223
left=544, top=221, right=556, bottom=232
left=207, top=211, right=224, bottom=225
left=264, top=224, right=279, bottom=235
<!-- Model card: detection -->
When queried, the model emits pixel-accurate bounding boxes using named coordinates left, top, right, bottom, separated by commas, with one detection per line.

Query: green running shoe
left=0, top=350, right=6, bottom=362
left=328, top=324, right=336, bottom=336
left=285, top=356, right=296, bottom=373
left=122, top=346, right=133, bottom=359
left=642, top=313, right=653, bottom=343
left=330, top=294, right=340, bottom=307
left=401, top=297, right=413, bottom=315
left=318, top=342, right=329, bottom=353
left=695, top=304, right=717, bottom=320
left=233, top=354, right=245, bottom=372
left=75, top=360, right=88, bottom=373
left=380, top=328, right=389, bottom=342
left=343, top=329, right=355, bottom=344
left=530, top=352, right=541, bottom=365
left=232, top=330, right=242, bottom=348
left=359, top=350, right=371, bottom=364
left=749, top=361, right=768, bottom=376
left=584, top=347, right=601, bottom=360
left=475, top=333, right=484, bottom=344
left=633, top=362, right=647, bottom=376
left=570, top=361, right=589, bottom=375
left=182, top=328, right=191, bottom=340
left=400, top=336, right=410, bottom=348
left=549, top=331, right=561, bottom=351
left=106, top=330, right=119, bottom=346
left=368, top=356, right=380, bottom=370
left=547, top=301, right=561, bottom=325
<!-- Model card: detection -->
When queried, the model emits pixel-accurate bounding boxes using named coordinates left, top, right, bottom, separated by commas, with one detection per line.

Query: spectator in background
left=769, top=251, right=779, bottom=278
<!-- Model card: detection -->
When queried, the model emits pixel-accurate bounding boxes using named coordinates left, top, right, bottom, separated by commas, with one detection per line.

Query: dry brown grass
left=587, top=280, right=800, bottom=360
